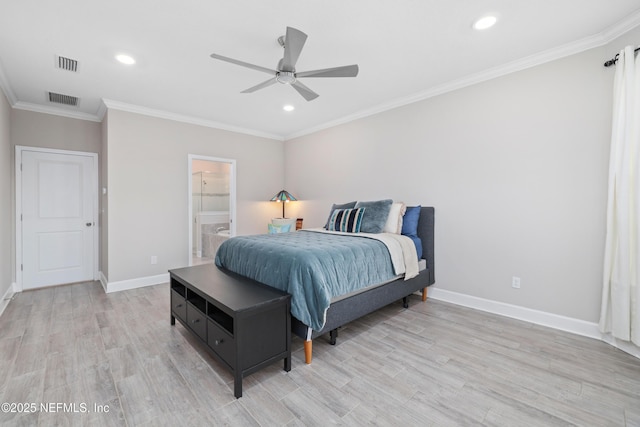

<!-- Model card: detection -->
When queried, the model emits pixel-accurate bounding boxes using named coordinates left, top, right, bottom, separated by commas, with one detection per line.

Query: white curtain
left=599, top=46, right=640, bottom=345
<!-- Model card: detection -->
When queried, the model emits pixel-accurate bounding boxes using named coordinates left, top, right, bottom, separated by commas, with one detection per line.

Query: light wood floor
left=0, top=281, right=639, bottom=426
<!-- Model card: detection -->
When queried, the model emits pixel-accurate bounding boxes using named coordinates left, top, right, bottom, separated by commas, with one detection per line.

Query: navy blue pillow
left=327, top=208, right=365, bottom=233
left=324, top=201, right=357, bottom=229
left=402, top=206, right=422, bottom=259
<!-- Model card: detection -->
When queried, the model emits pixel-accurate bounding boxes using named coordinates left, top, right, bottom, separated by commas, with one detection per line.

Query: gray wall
left=284, top=39, right=627, bottom=323
left=3, top=25, right=639, bottom=325
left=11, top=109, right=102, bottom=153
left=0, top=91, right=11, bottom=298
left=6, top=107, right=284, bottom=286
left=104, top=109, right=283, bottom=282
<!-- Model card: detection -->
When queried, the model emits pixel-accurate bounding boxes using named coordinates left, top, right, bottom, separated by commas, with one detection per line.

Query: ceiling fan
left=210, top=26, right=359, bottom=101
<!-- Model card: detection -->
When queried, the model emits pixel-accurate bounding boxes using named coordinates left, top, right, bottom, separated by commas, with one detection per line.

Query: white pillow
left=383, top=202, right=406, bottom=234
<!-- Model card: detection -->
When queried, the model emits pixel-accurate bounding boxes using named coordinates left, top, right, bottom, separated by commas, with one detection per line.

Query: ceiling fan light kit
left=210, top=26, right=359, bottom=101
left=276, top=71, right=296, bottom=85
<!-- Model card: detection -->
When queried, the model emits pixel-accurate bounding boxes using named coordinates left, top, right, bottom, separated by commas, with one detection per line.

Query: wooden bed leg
left=422, top=287, right=428, bottom=302
left=304, top=340, right=312, bottom=364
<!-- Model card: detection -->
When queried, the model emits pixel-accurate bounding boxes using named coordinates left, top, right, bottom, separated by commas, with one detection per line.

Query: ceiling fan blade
left=291, top=80, right=319, bottom=101
left=210, top=53, right=275, bottom=75
left=241, top=78, right=277, bottom=93
left=281, top=27, right=307, bottom=72
left=296, top=64, right=359, bottom=78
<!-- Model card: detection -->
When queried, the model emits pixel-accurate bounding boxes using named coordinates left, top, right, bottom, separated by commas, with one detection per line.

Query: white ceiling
left=1, top=1, right=639, bottom=140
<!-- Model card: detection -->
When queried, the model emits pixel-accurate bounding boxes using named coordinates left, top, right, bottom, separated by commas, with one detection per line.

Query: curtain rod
left=604, top=47, right=640, bottom=67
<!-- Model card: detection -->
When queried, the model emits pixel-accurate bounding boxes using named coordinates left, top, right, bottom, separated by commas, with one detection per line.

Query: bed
left=215, top=205, right=435, bottom=364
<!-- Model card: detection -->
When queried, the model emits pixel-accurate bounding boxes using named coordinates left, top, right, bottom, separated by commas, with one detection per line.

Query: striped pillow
left=327, top=208, right=365, bottom=233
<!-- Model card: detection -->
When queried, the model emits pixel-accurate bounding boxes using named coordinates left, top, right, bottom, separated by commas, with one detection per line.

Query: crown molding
left=600, top=8, right=640, bottom=42
left=285, top=11, right=640, bottom=140
left=285, top=35, right=603, bottom=140
left=96, top=100, right=108, bottom=121
left=9, top=97, right=282, bottom=141
left=12, top=101, right=102, bottom=122
left=3, top=10, right=640, bottom=141
left=101, top=99, right=283, bottom=141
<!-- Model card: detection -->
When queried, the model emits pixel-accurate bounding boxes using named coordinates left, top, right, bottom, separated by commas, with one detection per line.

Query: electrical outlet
left=512, top=276, right=521, bottom=289
left=151, top=256, right=158, bottom=265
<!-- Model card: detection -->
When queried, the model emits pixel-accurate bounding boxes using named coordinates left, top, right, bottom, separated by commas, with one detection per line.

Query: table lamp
left=270, top=190, right=297, bottom=218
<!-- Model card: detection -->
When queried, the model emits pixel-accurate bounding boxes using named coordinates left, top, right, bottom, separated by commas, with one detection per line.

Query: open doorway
left=188, top=154, right=236, bottom=266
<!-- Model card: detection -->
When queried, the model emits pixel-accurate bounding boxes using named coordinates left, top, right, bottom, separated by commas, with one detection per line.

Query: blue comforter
left=214, top=230, right=396, bottom=331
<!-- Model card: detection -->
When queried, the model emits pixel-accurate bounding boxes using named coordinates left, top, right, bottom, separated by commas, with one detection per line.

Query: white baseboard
left=427, top=286, right=640, bottom=359
left=99, top=271, right=108, bottom=292
left=104, top=273, right=169, bottom=293
left=0, top=271, right=168, bottom=316
left=3, top=273, right=638, bottom=358
left=600, top=334, right=640, bottom=359
left=0, top=282, right=16, bottom=317
left=428, top=287, right=601, bottom=339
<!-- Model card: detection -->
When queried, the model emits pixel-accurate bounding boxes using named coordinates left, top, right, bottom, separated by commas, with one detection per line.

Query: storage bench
left=169, top=264, right=291, bottom=398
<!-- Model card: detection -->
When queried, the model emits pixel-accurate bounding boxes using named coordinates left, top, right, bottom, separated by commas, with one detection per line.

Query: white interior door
left=21, top=149, right=96, bottom=289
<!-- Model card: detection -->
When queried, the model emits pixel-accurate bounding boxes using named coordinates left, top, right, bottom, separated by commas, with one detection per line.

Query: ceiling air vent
left=48, top=92, right=79, bottom=106
left=57, top=55, right=78, bottom=72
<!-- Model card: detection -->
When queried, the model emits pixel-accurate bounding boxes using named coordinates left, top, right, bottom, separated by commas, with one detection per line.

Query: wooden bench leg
left=422, top=287, right=428, bottom=301
left=304, top=340, right=312, bottom=364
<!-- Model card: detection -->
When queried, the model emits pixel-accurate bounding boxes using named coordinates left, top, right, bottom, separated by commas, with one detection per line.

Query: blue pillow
left=268, top=223, right=291, bottom=234
left=402, top=206, right=422, bottom=258
left=354, top=199, right=393, bottom=233
left=324, top=201, right=357, bottom=229
left=401, top=205, right=421, bottom=236
left=327, top=208, right=365, bottom=233
left=406, top=235, right=423, bottom=260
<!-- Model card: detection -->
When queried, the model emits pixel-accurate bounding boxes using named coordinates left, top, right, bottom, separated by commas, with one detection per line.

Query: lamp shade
left=270, top=190, right=297, bottom=218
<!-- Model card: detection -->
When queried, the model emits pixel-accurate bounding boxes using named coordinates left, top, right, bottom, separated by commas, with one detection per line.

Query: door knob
left=86, top=222, right=93, bottom=227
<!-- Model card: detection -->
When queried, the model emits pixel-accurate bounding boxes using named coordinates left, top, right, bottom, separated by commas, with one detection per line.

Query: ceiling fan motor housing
left=276, top=71, right=296, bottom=84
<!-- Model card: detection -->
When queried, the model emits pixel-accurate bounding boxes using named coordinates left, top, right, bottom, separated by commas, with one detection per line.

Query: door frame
left=187, top=154, right=237, bottom=266
left=15, top=146, right=99, bottom=291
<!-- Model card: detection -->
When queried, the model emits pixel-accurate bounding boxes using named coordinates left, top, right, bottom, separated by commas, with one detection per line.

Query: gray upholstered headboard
left=417, top=206, right=435, bottom=286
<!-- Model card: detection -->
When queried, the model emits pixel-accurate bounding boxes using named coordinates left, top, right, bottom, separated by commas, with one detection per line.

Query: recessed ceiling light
left=115, top=54, right=136, bottom=65
left=283, top=105, right=295, bottom=112
left=473, top=15, right=497, bottom=30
